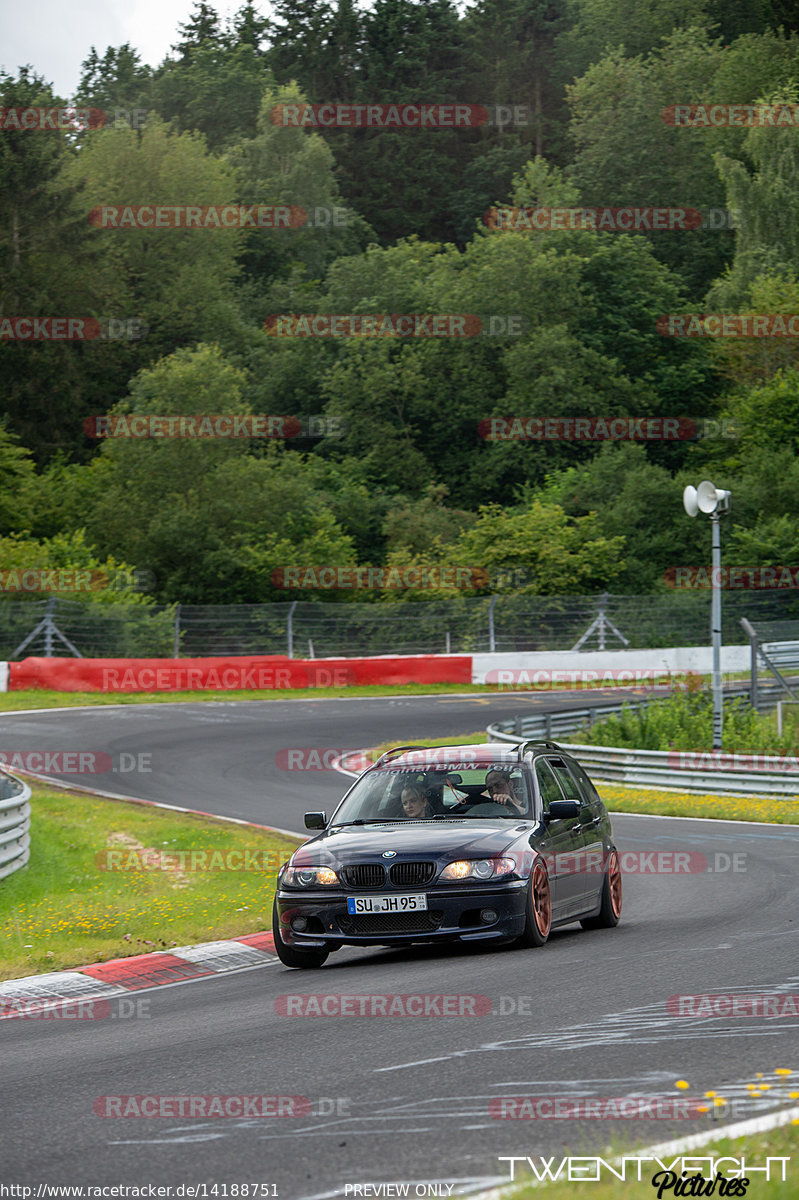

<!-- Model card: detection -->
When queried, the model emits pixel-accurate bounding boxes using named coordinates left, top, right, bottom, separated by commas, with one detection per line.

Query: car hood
left=293, top=820, right=537, bottom=865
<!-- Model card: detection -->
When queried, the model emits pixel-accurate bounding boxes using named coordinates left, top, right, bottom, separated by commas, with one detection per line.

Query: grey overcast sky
left=1, top=0, right=246, bottom=99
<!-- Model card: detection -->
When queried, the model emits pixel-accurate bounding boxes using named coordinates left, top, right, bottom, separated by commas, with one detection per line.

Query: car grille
left=389, top=861, right=436, bottom=887
left=337, top=910, right=444, bottom=935
left=340, top=864, right=386, bottom=889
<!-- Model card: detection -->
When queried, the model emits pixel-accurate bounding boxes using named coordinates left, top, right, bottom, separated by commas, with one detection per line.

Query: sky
left=1, top=0, right=245, bottom=99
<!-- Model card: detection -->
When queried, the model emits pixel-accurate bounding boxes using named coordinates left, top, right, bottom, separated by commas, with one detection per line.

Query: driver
left=484, top=768, right=526, bottom=814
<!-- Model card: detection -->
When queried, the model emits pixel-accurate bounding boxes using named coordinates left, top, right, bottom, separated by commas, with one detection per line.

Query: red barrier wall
left=9, top=655, right=472, bottom=692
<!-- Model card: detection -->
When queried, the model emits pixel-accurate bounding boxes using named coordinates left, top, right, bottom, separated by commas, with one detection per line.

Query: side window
left=567, top=759, right=602, bottom=806
left=534, top=760, right=566, bottom=813
left=548, top=758, right=584, bottom=804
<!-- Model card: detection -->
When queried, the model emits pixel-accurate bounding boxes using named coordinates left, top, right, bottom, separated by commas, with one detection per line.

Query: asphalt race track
left=2, top=693, right=799, bottom=1196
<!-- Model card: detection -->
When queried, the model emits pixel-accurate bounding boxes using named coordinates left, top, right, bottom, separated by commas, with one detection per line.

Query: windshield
left=332, top=759, right=532, bottom=824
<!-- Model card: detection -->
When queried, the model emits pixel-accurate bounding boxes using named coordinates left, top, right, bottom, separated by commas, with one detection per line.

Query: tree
left=710, top=87, right=799, bottom=309
left=61, top=116, right=248, bottom=364
left=428, top=497, right=626, bottom=593
left=227, top=84, right=373, bottom=290
left=75, top=44, right=152, bottom=114
left=0, top=69, right=119, bottom=461
left=557, top=0, right=712, bottom=82
left=73, top=345, right=356, bottom=603
left=545, top=443, right=710, bottom=591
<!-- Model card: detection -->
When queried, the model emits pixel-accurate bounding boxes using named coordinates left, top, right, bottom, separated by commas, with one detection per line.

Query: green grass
left=499, top=1119, right=799, bottom=1197
left=0, top=683, right=510, bottom=710
left=0, top=783, right=301, bottom=980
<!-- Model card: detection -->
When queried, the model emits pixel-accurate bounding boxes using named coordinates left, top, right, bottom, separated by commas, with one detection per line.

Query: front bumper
left=275, top=881, right=529, bottom=948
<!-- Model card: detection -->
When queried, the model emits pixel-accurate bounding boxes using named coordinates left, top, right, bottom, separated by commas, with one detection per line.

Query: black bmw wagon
left=272, top=741, right=621, bottom=968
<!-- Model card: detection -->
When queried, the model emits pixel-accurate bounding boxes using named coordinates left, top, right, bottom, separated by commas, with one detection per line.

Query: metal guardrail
left=0, top=772, right=31, bottom=881
left=487, top=682, right=799, bottom=797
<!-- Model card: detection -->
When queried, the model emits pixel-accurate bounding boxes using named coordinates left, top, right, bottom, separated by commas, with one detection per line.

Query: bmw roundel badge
left=382, top=851, right=397, bottom=858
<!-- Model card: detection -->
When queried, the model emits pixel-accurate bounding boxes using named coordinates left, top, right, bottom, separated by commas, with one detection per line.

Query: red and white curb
left=0, top=932, right=278, bottom=1015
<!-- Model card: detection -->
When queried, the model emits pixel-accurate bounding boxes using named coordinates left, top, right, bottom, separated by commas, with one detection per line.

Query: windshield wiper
left=330, top=818, right=406, bottom=827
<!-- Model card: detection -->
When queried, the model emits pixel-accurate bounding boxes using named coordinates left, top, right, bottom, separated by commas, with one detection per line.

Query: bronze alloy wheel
left=532, top=859, right=552, bottom=938
left=608, top=849, right=622, bottom=919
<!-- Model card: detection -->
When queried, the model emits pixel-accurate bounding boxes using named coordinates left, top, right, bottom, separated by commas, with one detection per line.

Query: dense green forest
left=2, top=0, right=799, bottom=606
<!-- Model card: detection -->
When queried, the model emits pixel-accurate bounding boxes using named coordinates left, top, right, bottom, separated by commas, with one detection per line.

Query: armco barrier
left=0, top=772, right=32, bottom=881
left=8, top=654, right=473, bottom=692
left=487, top=685, right=799, bottom=796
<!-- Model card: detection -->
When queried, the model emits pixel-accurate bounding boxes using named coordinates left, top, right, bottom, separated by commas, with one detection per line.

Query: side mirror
left=304, top=811, right=327, bottom=830
left=545, top=799, right=580, bottom=823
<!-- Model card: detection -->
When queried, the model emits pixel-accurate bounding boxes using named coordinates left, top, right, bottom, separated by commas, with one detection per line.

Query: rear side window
left=566, top=759, right=602, bottom=806
left=547, top=757, right=583, bottom=803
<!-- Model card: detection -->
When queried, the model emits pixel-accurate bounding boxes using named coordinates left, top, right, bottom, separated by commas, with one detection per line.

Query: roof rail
left=372, top=745, right=429, bottom=767
left=516, top=740, right=565, bottom=758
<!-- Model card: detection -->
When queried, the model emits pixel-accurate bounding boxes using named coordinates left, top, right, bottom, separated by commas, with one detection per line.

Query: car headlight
left=439, top=857, right=516, bottom=881
left=282, top=865, right=340, bottom=887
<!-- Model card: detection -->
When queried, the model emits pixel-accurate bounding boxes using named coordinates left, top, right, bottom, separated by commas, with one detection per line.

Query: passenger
left=400, top=784, right=434, bottom=819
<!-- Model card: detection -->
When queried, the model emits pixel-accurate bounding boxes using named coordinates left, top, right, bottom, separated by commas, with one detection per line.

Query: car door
left=550, top=756, right=606, bottom=910
left=533, top=758, right=584, bottom=918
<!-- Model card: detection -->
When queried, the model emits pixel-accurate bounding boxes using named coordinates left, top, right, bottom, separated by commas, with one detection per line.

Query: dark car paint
left=274, top=743, right=617, bottom=952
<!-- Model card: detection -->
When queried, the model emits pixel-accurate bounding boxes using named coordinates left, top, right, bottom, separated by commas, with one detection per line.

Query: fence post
left=173, top=604, right=181, bottom=658
left=740, top=617, right=759, bottom=710
left=287, top=601, right=298, bottom=658
left=44, top=597, right=55, bottom=656
left=488, top=595, right=497, bottom=653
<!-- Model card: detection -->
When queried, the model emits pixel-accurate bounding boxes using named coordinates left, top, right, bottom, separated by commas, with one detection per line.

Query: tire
left=272, top=899, right=330, bottom=968
left=516, top=858, right=552, bottom=947
left=580, top=849, right=622, bottom=930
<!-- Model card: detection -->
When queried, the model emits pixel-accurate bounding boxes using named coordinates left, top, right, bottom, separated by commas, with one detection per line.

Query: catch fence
left=2, top=591, right=798, bottom=660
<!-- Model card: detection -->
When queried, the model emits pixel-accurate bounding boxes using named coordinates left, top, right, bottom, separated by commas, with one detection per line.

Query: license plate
left=347, top=893, right=428, bottom=914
